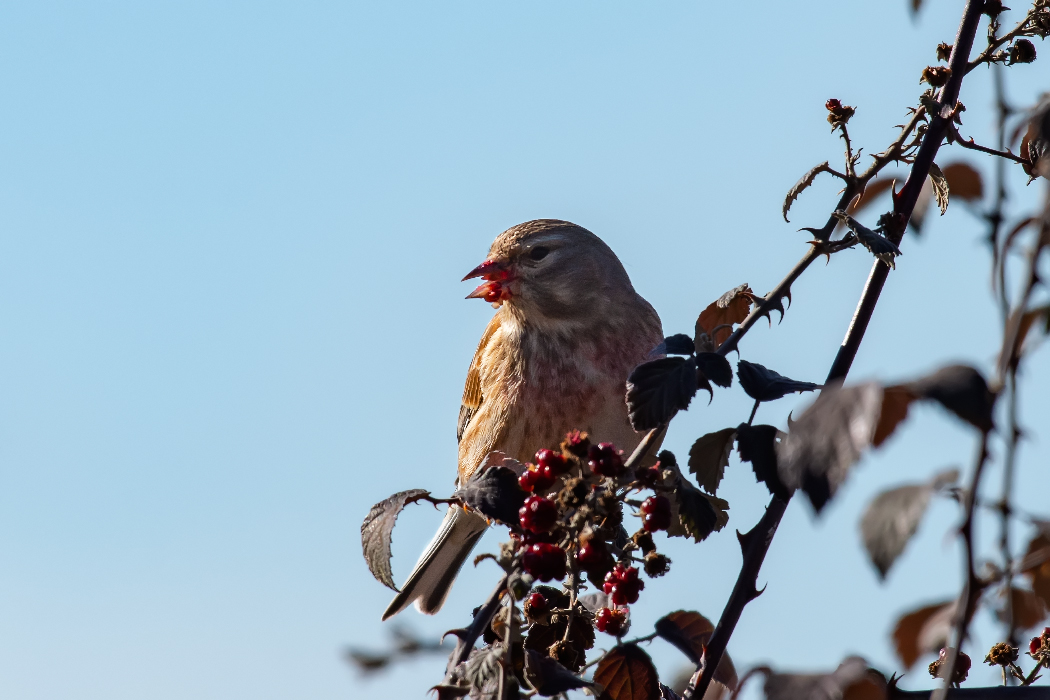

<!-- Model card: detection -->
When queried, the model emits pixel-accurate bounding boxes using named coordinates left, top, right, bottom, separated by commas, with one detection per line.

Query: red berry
left=595, top=607, right=627, bottom=636
left=588, top=442, right=624, bottom=477
left=603, top=564, right=643, bottom=604
left=520, top=465, right=556, bottom=493
left=522, top=543, right=566, bottom=582
left=826, top=98, right=842, bottom=111
left=527, top=592, right=548, bottom=614
left=518, top=469, right=537, bottom=492
left=641, top=495, right=672, bottom=532
left=535, top=449, right=569, bottom=475
left=577, top=541, right=607, bottom=568
left=1031, top=637, right=1041, bottom=656
left=519, top=495, right=558, bottom=533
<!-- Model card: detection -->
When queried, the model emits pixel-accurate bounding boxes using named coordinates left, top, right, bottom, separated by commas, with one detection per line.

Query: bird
left=382, top=219, right=663, bottom=620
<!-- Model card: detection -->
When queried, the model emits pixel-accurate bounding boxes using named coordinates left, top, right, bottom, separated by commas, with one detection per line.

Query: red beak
left=462, top=259, right=513, bottom=304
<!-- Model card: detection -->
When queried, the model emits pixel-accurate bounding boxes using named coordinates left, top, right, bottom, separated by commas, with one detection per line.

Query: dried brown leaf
left=860, top=483, right=933, bottom=579
left=929, top=162, right=950, bottom=215
left=941, top=162, right=983, bottom=201
left=688, top=429, right=737, bottom=495
left=873, top=386, right=914, bottom=447
left=998, top=587, right=1049, bottom=631
left=695, top=285, right=755, bottom=350
left=763, top=657, right=884, bottom=700
left=654, top=612, right=737, bottom=690
left=783, top=162, right=832, bottom=223
left=361, top=488, right=430, bottom=591
left=892, top=600, right=955, bottom=669
left=594, top=643, right=661, bottom=700
left=849, top=177, right=897, bottom=217
left=1023, top=533, right=1050, bottom=609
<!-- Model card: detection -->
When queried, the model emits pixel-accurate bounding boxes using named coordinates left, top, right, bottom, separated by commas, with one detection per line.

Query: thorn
left=442, top=629, right=470, bottom=642
left=784, top=288, right=793, bottom=309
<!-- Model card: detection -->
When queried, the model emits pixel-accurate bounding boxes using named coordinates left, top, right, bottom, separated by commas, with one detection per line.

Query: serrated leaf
left=776, top=383, right=883, bottom=512
left=658, top=334, right=696, bottom=356
left=627, top=357, right=703, bottom=431
left=737, top=360, right=820, bottom=402
left=696, top=353, right=733, bottom=389
left=783, top=161, right=832, bottom=223
left=594, top=643, right=661, bottom=700
left=654, top=611, right=738, bottom=691
left=695, top=284, right=755, bottom=351
left=892, top=601, right=955, bottom=669
left=859, top=483, right=933, bottom=579
left=454, top=467, right=526, bottom=525
left=736, top=423, right=789, bottom=500
left=905, top=364, right=995, bottom=432
left=928, top=162, right=949, bottom=215
left=361, top=488, right=430, bottom=591
left=688, top=428, right=737, bottom=495
left=524, top=650, right=594, bottom=697
left=832, top=211, right=902, bottom=268
left=674, top=478, right=729, bottom=543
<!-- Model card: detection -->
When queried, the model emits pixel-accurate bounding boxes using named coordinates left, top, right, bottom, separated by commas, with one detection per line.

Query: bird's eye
left=529, top=246, right=550, bottom=261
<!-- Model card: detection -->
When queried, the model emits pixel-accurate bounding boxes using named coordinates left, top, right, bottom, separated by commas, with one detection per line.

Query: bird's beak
left=463, top=259, right=514, bottom=305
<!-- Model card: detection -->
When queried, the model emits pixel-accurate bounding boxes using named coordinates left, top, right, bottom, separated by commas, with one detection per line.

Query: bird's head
left=463, top=220, right=636, bottom=328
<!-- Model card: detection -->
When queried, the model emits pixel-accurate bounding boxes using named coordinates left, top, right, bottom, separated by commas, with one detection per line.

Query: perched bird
left=382, top=219, right=662, bottom=620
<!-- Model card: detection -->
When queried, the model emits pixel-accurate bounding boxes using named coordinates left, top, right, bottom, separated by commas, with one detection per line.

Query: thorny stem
left=948, top=123, right=1032, bottom=166
left=931, top=431, right=991, bottom=700
left=443, top=574, right=508, bottom=680
left=967, top=5, right=1046, bottom=74
left=686, top=3, right=991, bottom=698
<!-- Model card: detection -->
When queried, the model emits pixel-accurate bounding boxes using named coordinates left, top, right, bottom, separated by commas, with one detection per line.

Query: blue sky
left=0, top=1, right=1047, bottom=698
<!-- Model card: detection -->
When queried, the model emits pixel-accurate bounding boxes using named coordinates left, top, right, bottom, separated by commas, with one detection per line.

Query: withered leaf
left=860, top=483, right=933, bottom=579
left=872, top=386, right=915, bottom=447
left=997, top=587, right=1049, bottom=631
left=928, top=162, right=950, bottom=215
left=763, top=657, right=883, bottom=700
left=737, top=360, right=820, bottom=402
left=832, top=211, right=902, bottom=268
left=454, top=467, right=526, bottom=525
left=361, top=488, right=430, bottom=591
left=696, top=353, right=733, bottom=389
left=941, top=162, right=983, bottom=201
left=905, top=364, right=995, bottom=432
left=736, top=423, right=789, bottom=500
left=594, top=643, right=661, bottom=700
left=674, top=477, right=729, bottom=543
left=627, top=357, right=702, bottom=431
left=524, top=650, right=593, bottom=697
left=695, top=284, right=755, bottom=350
left=688, top=428, right=737, bottom=495
left=848, top=177, right=897, bottom=217
left=653, top=611, right=738, bottom=691
left=1023, top=533, right=1050, bottom=609
left=892, top=600, right=955, bottom=669
left=783, top=161, right=832, bottom=223
left=460, top=645, right=508, bottom=698
left=776, top=383, right=883, bottom=512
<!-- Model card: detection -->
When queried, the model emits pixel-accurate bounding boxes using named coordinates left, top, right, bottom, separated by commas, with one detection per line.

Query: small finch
left=383, top=219, right=662, bottom=619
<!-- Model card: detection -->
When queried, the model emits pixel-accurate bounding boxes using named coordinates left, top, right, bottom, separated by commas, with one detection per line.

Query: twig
left=931, top=431, right=992, bottom=700
left=966, top=6, right=1047, bottom=74
left=948, top=123, right=1032, bottom=166
left=443, top=574, right=508, bottom=680
left=684, top=2, right=990, bottom=698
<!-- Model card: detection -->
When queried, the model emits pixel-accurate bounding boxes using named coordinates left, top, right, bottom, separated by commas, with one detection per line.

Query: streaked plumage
left=383, top=219, right=662, bottom=620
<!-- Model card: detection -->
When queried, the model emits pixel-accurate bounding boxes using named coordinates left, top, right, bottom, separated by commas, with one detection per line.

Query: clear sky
left=0, top=1, right=1047, bottom=698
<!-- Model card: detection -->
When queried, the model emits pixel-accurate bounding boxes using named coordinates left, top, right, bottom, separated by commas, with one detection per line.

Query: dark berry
left=825, top=99, right=841, bottom=111
left=1032, top=636, right=1043, bottom=656
left=636, top=465, right=662, bottom=487
left=519, top=495, right=558, bottom=533
left=527, top=592, right=548, bottom=614
left=588, top=442, right=624, bottom=477
left=535, top=448, right=569, bottom=475
left=577, top=541, right=606, bottom=568
left=640, top=495, right=672, bottom=532
left=595, top=607, right=627, bottom=636
left=522, top=543, right=566, bottom=582
left=518, top=469, right=537, bottom=492
left=603, top=564, right=643, bottom=605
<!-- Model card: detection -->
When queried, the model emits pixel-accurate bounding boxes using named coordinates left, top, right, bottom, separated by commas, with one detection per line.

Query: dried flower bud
left=561, top=430, right=590, bottom=458
left=929, top=648, right=971, bottom=684
left=632, top=530, right=656, bottom=555
left=825, top=98, right=856, bottom=129
left=921, top=66, right=952, bottom=87
left=982, top=0, right=1008, bottom=16
left=984, top=642, right=1019, bottom=666
left=1007, top=39, right=1037, bottom=65
left=937, top=42, right=953, bottom=61
left=643, top=551, right=671, bottom=578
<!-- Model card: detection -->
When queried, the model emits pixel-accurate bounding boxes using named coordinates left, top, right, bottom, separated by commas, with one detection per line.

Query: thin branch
left=966, top=6, right=1048, bottom=74
left=931, top=431, right=992, bottom=700
left=684, top=2, right=991, bottom=698
left=948, top=123, right=1032, bottom=166
left=443, top=574, right=508, bottom=680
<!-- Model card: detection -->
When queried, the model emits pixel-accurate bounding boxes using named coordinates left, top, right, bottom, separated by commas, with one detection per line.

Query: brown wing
left=458, top=312, right=502, bottom=443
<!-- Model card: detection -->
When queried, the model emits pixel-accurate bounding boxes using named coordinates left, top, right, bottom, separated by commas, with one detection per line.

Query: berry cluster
left=640, top=495, right=672, bottom=532
left=519, top=495, right=558, bottom=533
left=518, top=449, right=569, bottom=493
left=603, top=564, right=644, bottom=605
left=575, top=538, right=614, bottom=582
left=588, top=442, right=625, bottom=477
left=1030, top=627, right=1050, bottom=662
left=595, top=607, right=628, bottom=637
left=522, top=542, right=566, bottom=582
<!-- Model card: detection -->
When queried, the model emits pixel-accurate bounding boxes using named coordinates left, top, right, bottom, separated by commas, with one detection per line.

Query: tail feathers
left=382, top=506, right=488, bottom=620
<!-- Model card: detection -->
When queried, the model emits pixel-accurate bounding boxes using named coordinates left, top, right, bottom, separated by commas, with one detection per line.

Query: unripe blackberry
left=640, top=495, right=672, bottom=532
left=588, top=442, right=624, bottom=477
left=519, top=495, right=558, bottom=533
left=595, top=607, right=628, bottom=636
